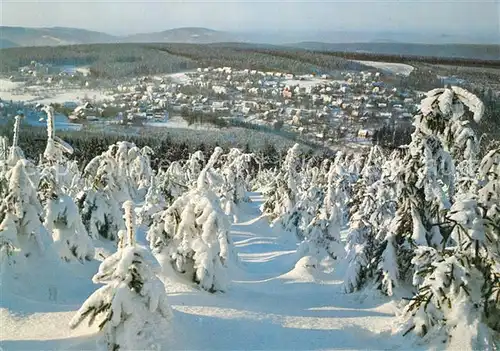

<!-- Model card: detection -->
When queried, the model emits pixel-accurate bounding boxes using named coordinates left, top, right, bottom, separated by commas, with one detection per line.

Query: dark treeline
left=371, top=125, right=414, bottom=148
left=0, top=126, right=296, bottom=170
left=322, top=49, right=500, bottom=69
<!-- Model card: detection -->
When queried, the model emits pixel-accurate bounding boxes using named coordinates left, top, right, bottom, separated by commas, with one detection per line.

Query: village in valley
left=1, top=60, right=421, bottom=147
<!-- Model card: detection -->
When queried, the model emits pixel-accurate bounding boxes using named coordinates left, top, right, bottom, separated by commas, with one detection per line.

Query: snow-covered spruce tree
left=375, top=87, right=500, bottom=347
left=147, top=148, right=232, bottom=292
left=343, top=147, right=398, bottom=293
left=360, top=145, right=385, bottom=187
left=41, top=167, right=94, bottom=263
left=261, top=144, right=302, bottom=221
left=127, top=145, right=154, bottom=200
left=373, top=87, right=479, bottom=296
left=137, top=173, right=166, bottom=227
left=298, top=205, right=344, bottom=262
left=0, top=136, right=9, bottom=162
left=252, top=166, right=277, bottom=193
left=35, top=106, right=94, bottom=263
left=38, top=105, right=78, bottom=193
left=70, top=201, right=172, bottom=351
left=345, top=152, right=365, bottom=183
left=77, top=156, right=125, bottom=242
left=324, top=158, right=352, bottom=228
left=399, top=147, right=500, bottom=347
left=0, top=159, right=51, bottom=267
left=268, top=144, right=305, bottom=237
left=83, top=141, right=153, bottom=204
left=184, top=150, right=205, bottom=186
left=7, top=114, right=25, bottom=167
left=218, top=148, right=255, bottom=221
left=342, top=178, right=379, bottom=293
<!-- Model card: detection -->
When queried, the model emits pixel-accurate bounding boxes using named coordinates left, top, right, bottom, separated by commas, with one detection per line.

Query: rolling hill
left=124, top=27, right=243, bottom=44
left=0, top=26, right=118, bottom=47
left=0, top=26, right=244, bottom=47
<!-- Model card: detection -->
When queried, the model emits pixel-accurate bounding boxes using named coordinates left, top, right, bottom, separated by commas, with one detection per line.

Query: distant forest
left=1, top=42, right=499, bottom=79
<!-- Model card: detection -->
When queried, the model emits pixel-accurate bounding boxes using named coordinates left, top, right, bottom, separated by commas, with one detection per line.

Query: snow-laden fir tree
left=399, top=148, right=499, bottom=348
left=137, top=173, right=166, bottom=227
left=82, top=141, right=153, bottom=204
left=0, top=136, right=9, bottom=162
left=343, top=147, right=399, bottom=293
left=157, top=161, right=189, bottom=205
left=147, top=148, right=232, bottom=292
left=41, top=167, right=94, bottom=263
left=360, top=145, right=385, bottom=187
left=70, top=200, right=172, bottom=351
left=127, top=145, right=154, bottom=200
left=298, top=206, right=344, bottom=262
left=324, top=157, right=352, bottom=228
left=34, top=106, right=94, bottom=263
left=218, top=148, right=254, bottom=222
left=77, top=156, right=125, bottom=242
left=373, top=87, right=475, bottom=296
left=296, top=165, right=325, bottom=237
left=261, top=143, right=302, bottom=220
left=184, top=150, right=205, bottom=186
left=0, top=159, right=51, bottom=268
left=266, top=144, right=305, bottom=236
left=38, top=105, right=78, bottom=194
left=251, top=166, right=277, bottom=193
left=7, top=114, right=25, bottom=167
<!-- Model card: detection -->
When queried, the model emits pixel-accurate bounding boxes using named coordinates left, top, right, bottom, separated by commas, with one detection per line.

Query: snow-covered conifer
left=147, top=148, right=232, bottom=292
left=77, top=158, right=125, bottom=242
left=298, top=208, right=343, bottom=261
left=42, top=168, right=94, bottom=263
left=70, top=200, right=172, bottom=351
left=0, top=160, right=50, bottom=263
left=157, top=161, right=189, bottom=205
left=138, top=173, right=166, bottom=227
left=184, top=150, right=205, bottom=186
left=7, top=114, right=25, bottom=166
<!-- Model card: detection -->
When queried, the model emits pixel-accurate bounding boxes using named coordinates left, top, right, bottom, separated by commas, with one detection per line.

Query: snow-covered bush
left=147, top=149, right=232, bottom=292
left=70, top=201, right=172, bottom=351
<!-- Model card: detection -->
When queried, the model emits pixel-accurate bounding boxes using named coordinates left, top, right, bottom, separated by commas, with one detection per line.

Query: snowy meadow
left=0, top=86, right=499, bottom=350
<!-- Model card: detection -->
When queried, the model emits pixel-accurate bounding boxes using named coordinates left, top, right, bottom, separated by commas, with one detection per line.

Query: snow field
left=1, top=195, right=405, bottom=351
left=351, top=60, right=414, bottom=76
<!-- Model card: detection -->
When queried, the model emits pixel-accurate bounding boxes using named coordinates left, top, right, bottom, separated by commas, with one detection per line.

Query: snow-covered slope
left=1, top=193, right=408, bottom=350
left=352, top=60, right=414, bottom=76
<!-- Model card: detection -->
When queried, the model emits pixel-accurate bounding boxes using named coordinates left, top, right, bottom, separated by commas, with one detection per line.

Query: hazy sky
left=1, top=0, right=499, bottom=36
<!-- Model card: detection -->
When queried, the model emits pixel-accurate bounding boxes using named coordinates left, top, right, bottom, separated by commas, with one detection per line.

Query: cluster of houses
left=3, top=63, right=424, bottom=146
left=88, top=67, right=421, bottom=144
